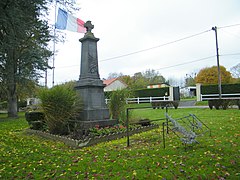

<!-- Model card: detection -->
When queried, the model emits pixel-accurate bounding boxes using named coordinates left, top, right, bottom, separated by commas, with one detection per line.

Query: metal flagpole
left=52, top=0, right=57, bottom=87
left=45, top=69, right=47, bottom=87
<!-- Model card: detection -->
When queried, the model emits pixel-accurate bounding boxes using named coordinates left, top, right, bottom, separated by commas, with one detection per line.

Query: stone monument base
left=80, top=108, right=110, bottom=121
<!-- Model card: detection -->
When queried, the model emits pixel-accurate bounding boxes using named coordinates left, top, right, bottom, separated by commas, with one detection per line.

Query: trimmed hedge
left=201, top=83, right=240, bottom=94
left=25, top=111, right=45, bottom=130
left=201, top=83, right=240, bottom=110
left=134, top=87, right=169, bottom=97
left=105, top=88, right=169, bottom=99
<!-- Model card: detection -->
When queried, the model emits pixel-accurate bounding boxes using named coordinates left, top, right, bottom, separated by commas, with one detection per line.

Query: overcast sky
left=41, top=0, right=240, bottom=87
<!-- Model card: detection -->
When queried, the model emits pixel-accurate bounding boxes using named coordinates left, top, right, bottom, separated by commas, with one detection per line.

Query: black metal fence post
left=166, top=106, right=169, bottom=134
left=162, top=122, right=166, bottom=149
left=126, top=108, right=130, bottom=147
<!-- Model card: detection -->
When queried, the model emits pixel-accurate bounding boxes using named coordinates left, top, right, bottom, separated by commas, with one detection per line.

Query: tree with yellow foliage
left=195, top=66, right=233, bottom=85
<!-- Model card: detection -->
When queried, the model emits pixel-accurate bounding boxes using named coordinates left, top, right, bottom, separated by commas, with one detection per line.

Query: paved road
left=178, top=100, right=209, bottom=109
left=179, top=100, right=196, bottom=107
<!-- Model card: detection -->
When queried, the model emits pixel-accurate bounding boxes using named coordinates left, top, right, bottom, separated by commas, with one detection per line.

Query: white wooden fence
left=105, top=96, right=170, bottom=104
left=200, top=93, right=240, bottom=101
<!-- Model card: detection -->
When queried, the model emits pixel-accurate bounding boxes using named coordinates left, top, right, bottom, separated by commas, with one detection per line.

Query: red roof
left=103, top=78, right=118, bottom=86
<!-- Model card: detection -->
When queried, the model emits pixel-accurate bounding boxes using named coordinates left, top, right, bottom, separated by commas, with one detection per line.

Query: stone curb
left=25, top=124, right=159, bottom=148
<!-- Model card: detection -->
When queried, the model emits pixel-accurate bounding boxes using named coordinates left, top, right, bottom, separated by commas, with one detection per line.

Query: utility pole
left=212, top=26, right=222, bottom=99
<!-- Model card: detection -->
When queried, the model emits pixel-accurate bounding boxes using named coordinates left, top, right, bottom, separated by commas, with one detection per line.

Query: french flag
left=55, top=8, right=86, bottom=33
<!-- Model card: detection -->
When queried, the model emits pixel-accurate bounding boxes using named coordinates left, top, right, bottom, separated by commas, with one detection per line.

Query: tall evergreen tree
left=0, top=0, right=52, bottom=117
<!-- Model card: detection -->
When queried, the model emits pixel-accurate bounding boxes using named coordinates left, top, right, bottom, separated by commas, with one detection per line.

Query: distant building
left=103, top=78, right=128, bottom=92
left=26, top=98, right=41, bottom=106
left=147, top=83, right=169, bottom=89
left=180, top=86, right=196, bottom=97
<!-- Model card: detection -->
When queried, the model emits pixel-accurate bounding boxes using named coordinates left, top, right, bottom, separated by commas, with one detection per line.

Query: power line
left=121, top=55, right=216, bottom=77
left=123, top=52, right=240, bottom=77
left=218, top=23, right=240, bottom=29
left=99, top=29, right=211, bottom=62
left=154, top=56, right=216, bottom=71
left=56, top=53, right=240, bottom=69
left=220, top=29, right=240, bottom=39
left=56, top=24, right=240, bottom=66
left=220, top=53, right=240, bottom=56
left=55, top=23, right=240, bottom=69
left=152, top=53, right=240, bottom=73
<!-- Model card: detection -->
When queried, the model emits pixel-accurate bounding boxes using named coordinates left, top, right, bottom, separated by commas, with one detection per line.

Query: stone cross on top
left=84, top=21, right=94, bottom=33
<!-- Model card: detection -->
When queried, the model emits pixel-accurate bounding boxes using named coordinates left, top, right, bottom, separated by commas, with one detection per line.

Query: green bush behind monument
left=38, top=84, right=83, bottom=135
left=108, top=89, right=132, bottom=124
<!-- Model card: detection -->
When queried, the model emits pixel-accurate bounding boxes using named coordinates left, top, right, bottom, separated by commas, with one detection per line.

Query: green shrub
left=25, top=111, right=45, bottom=130
left=38, top=85, right=83, bottom=135
left=208, top=99, right=240, bottom=110
left=104, top=91, right=112, bottom=99
left=108, top=89, right=132, bottom=124
left=25, top=111, right=44, bottom=122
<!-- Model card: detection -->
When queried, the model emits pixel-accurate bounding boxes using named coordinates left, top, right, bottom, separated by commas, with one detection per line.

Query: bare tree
left=107, top=72, right=124, bottom=79
left=230, top=63, right=240, bottom=78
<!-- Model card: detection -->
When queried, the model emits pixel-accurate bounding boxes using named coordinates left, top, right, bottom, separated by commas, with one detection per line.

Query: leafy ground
left=0, top=108, right=239, bottom=179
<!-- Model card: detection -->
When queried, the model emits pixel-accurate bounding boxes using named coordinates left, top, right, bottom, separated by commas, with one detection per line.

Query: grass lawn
left=195, top=101, right=208, bottom=106
left=0, top=108, right=239, bottom=179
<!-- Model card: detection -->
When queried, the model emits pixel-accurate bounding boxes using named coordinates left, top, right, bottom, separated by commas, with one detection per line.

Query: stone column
left=75, top=21, right=116, bottom=129
left=196, top=83, right=202, bottom=101
left=169, top=86, right=174, bottom=101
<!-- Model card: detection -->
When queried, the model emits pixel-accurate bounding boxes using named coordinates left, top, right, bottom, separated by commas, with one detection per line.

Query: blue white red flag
left=55, top=8, right=86, bottom=33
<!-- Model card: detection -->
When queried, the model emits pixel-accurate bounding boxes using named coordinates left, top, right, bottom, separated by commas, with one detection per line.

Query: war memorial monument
left=75, top=21, right=116, bottom=130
